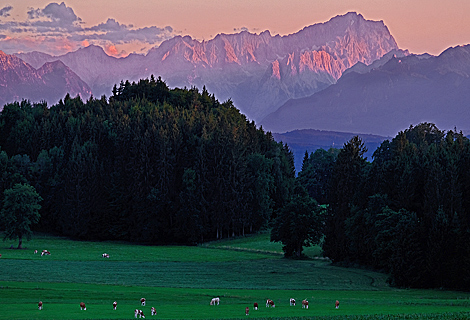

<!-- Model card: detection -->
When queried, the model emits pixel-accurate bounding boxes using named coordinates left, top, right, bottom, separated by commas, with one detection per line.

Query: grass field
left=0, top=233, right=469, bottom=319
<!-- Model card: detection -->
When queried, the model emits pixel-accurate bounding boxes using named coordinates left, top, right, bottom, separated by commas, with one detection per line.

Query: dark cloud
left=0, top=5, right=13, bottom=18
left=234, top=27, right=250, bottom=33
left=27, top=2, right=82, bottom=32
left=87, top=18, right=128, bottom=32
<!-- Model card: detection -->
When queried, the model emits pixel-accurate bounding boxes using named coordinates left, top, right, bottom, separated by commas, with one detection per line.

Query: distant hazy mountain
left=273, top=129, right=388, bottom=172
left=0, top=51, right=91, bottom=107
left=260, top=45, right=470, bottom=137
left=16, top=12, right=398, bottom=121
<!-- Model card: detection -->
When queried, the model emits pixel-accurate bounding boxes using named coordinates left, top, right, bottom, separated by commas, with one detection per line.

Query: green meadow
left=0, top=233, right=469, bottom=319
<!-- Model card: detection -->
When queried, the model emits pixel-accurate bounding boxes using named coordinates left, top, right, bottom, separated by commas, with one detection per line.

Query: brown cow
left=38, top=301, right=43, bottom=310
left=80, top=302, right=86, bottom=310
left=113, top=301, right=117, bottom=310
left=289, top=298, right=296, bottom=306
left=266, top=299, right=275, bottom=307
left=302, top=299, right=309, bottom=309
left=335, top=300, right=340, bottom=309
left=245, top=306, right=249, bottom=315
left=140, top=298, right=146, bottom=306
left=253, top=302, right=258, bottom=310
left=151, top=307, right=157, bottom=316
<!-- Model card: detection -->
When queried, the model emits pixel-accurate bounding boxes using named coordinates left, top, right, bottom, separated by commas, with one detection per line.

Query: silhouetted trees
left=297, top=123, right=470, bottom=289
left=0, top=77, right=295, bottom=244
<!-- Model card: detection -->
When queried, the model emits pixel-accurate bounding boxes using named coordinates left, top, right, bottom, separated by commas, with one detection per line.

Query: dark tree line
left=0, top=76, right=296, bottom=244
left=298, top=123, right=470, bottom=289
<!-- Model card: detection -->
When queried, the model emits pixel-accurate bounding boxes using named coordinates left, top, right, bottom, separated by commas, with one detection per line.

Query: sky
left=1, top=0, right=470, bottom=57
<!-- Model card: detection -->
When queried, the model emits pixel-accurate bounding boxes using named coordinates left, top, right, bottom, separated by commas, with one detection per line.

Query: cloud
left=87, top=18, right=127, bottom=32
left=0, top=5, right=13, bottom=18
left=234, top=27, right=250, bottom=33
left=0, top=2, right=178, bottom=56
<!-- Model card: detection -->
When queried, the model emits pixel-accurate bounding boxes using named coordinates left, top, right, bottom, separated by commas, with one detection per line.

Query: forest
left=0, top=77, right=296, bottom=244
left=1, top=77, right=469, bottom=290
left=298, top=124, right=470, bottom=289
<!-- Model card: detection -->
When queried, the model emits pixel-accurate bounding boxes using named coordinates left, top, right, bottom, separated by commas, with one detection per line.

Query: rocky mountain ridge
left=260, top=45, right=470, bottom=136
left=15, top=12, right=398, bottom=121
left=0, top=51, right=91, bottom=107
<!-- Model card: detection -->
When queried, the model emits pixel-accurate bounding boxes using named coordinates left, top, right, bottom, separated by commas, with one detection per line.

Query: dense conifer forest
left=0, top=77, right=295, bottom=244
left=299, top=124, right=470, bottom=289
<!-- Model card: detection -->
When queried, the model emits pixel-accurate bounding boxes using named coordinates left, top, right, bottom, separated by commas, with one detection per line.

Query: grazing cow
left=266, top=299, right=275, bottom=307
left=302, top=300, right=309, bottom=309
left=41, top=250, right=51, bottom=256
left=113, top=301, right=117, bottom=310
left=210, top=297, right=220, bottom=305
left=141, top=298, right=146, bottom=306
left=335, top=300, right=340, bottom=309
left=80, top=302, right=86, bottom=310
left=102, top=253, right=110, bottom=258
left=245, top=306, right=249, bottom=315
left=151, top=307, right=157, bottom=316
left=34, top=250, right=38, bottom=254
left=289, top=298, right=296, bottom=306
left=134, top=309, right=145, bottom=318
left=38, top=301, right=43, bottom=310
left=253, top=302, right=258, bottom=310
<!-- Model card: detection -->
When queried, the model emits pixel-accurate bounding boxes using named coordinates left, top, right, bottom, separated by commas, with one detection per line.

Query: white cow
left=210, top=297, right=220, bottom=305
left=140, top=298, right=146, bottom=306
left=290, top=298, right=296, bottom=306
left=151, top=307, right=157, bottom=316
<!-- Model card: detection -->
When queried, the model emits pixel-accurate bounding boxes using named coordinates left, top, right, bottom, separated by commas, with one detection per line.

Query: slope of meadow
left=0, top=233, right=469, bottom=319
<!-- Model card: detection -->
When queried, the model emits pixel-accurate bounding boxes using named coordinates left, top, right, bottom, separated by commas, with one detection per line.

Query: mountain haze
left=0, top=51, right=91, bottom=107
left=15, top=12, right=398, bottom=121
left=260, top=45, right=470, bottom=136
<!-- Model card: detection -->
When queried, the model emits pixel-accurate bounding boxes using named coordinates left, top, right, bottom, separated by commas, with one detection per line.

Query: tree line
left=298, top=123, right=470, bottom=289
left=0, top=76, right=296, bottom=244
left=2, top=76, right=469, bottom=290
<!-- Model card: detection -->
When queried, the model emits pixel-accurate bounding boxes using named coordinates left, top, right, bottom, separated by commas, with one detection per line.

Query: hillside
left=261, top=45, right=470, bottom=136
left=273, top=129, right=389, bottom=171
left=0, top=51, right=91, bottom=107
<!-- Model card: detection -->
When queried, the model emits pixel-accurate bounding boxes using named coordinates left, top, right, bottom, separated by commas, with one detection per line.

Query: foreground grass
left=1, top=233, right=469, bottom=319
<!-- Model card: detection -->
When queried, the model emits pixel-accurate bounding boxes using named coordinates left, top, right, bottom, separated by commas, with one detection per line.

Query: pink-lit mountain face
left=16, top=12, right=398, bottom=121
left=0, top=51, right=92, bottom=108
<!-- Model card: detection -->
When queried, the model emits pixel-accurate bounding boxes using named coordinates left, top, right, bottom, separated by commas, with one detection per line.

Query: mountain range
left=13, top=12, right=397, bottom=121
left=2, top=11, right=469, bottom=142
left=0, top=51, right=91, bottom=107
left=260, top=45, right=470, bottom=136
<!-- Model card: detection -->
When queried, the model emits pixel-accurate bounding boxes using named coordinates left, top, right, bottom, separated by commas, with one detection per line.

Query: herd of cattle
left=35, top=296, right=341, bottom=317
left=34, top=251, right=341, bottom=317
